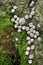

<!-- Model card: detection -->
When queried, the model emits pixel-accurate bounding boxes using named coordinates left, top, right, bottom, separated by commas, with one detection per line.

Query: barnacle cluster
left=11, top=0, right=41, bottom=64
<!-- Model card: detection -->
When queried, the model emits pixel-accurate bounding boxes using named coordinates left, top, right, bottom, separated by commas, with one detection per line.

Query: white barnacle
left=18, top=18, right=25, bottom=25
left=15, top=38, right=18, bottom=41
left=30, top=38, right=34, bottom=42
left=11, top=18, right=15, bottom=22
left=27, top=40, right=31, bottom=44
left=22, top=26, right=26, bottom=30
left=25, top=15, right=29, bottom=19
left=26, top=37, right=30, bottom=41
left=37, top=37, right=41, bottom=41
left=28, top=60, right=32, bottom=64
left=14, top=15, right=17, bottom=19
left=11, top=9, right=15, bottom=13
left=37, top=23, right=41, bottom=28
left=26, top=47, right=31, bottom=51
left=35, top=31, right=39, bottom=36
left=31, top=45, right=35, bottom=50
left=30, top=28, right=33, bottom=32
left=30, top=1, right=34, bottom=7
left=18, top=25, right=22, bottom=29
left=34, top=35, right=37, bottom=38
left=32, top=7, right=35, bottom=11
left=25, top=51, right=29, bottom=55
left=26, top=27, right=29, bottom=31
left=32, top=25, right=35, bottom=29
left=29, top=23, right=33, bottom=27
left=29, top=15, right=32, bottom=18
left=33, top=30, right=36, bottom=34
left=27, top=31, right=31, bottom=34
left=31, top=11, right=35, bottom=16
left=14, top=24, right=18, bottom=28
left=29, top=54, right=34, bottom=59
left=15, top=20, right=18, bottom=24
left=17, top=17, right=20, bottom=21
left=13, top=6, right=17, bottom=10
left=30, top=33, right=34, bottom=37
left=17, top=29, right=21, bottom=33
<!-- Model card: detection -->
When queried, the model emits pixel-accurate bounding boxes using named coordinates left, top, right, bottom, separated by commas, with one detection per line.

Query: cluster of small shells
left=11, top=0, right=41, bottom=64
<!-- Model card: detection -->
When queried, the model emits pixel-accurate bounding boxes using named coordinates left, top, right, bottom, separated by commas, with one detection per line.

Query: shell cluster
left=11, top=0, right=41, bottom=64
